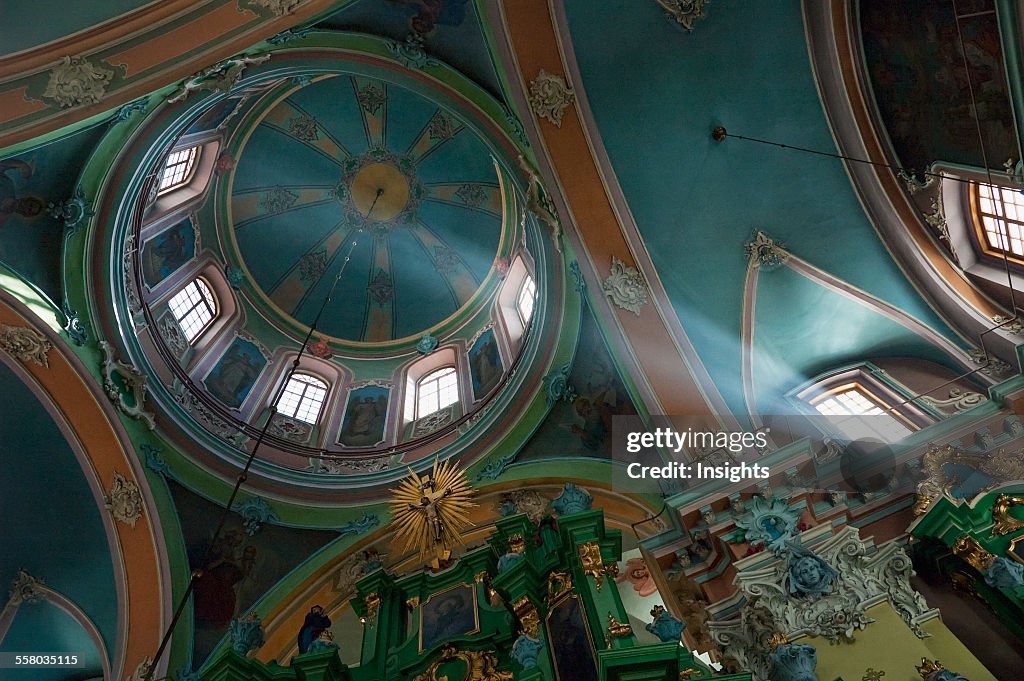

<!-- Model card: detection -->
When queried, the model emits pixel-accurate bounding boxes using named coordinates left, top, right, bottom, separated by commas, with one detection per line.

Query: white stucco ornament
left=42, top=55, right=114, bottom=108
left=602, top=256, right=648, bottom=315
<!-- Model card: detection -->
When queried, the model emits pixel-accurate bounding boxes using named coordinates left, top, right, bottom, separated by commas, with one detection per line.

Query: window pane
left=416, top=367, right=458, bottom=419
left=812, top=384, right=913, bottom=443
left=275, top=373, right=328, bottom=424
left=517, top=276, right=536, bottom=325
left=168, top=279, right=216, bottom=343
left=157, top=146, right=200, bottom=195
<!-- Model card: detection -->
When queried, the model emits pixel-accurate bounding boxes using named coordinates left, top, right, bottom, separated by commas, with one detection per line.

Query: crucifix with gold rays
left=389, top=458, right=477, bottom=568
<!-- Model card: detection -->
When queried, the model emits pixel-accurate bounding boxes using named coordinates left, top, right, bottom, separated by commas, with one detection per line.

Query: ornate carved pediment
left=708, top=526, right=938, bottom=681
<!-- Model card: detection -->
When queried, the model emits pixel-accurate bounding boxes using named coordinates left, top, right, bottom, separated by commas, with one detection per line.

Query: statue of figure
left=389, top=458, right=476, bottom=567
left=785, top=541, right=837, bottom=597
left=534, top=514, right=559, bottom=560
left=297, top=605, right=332, bottom=654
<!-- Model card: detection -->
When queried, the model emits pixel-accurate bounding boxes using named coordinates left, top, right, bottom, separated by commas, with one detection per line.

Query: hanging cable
left=143, top=189, right=384, bottom=681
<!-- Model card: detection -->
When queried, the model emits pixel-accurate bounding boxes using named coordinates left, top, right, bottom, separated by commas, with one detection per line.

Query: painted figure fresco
left=546, top=595, right=598, bottom=681
left=205, top=338, right=266, bottom=408
left=420, top=583, right=477, bottom=651
left=469, top=328, right=502, bottom=399
left=386, top=0, right=470, bottom=35
left=861, top=0, right=1015, bottom=171
left=141, top=218, right=196, bottom=286
left=338, top=385, right=389, bottom=447
left=0, top=159, right=43, bottom=227
left=518, top=309, right=638, bottom=460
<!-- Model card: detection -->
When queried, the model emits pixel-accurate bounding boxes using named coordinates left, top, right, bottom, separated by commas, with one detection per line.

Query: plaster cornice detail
left=527, top=69, right=575, bottom=128
left=0, top=324, right=51, bottom=367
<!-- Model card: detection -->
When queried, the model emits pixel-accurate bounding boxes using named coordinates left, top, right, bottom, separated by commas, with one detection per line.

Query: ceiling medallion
left=335, top=148, right=424, bottom=235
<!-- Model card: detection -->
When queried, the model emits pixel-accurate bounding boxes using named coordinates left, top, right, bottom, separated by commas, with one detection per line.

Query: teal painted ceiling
left=1, top=0, right=153, bottom=56
left=562, top=0, right=968, bottom=418
left=0, top=361, right=116, bottom=680
left=230, top=74, right=504, bottom=342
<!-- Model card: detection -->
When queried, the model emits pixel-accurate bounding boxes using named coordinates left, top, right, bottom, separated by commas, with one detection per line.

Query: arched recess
left=0, top=290, right=172, bottom=681
left=245, top=478, right=660, bottom=666
left=803, top=0, right=1019, bottom=368
left=740, top=245, right=990, bottom=429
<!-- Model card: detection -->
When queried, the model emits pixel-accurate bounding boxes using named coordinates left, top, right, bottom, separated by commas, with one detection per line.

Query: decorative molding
left=989, top=494, right=1024, bottom=537
left=517, top=155, right=562, bottom=251
left=606, top=613, right=632, bottom=638
left=542, top=363, right=576, bottom=406
left=0, top=324, right=51, bottom=367
left=416, top=333, right=439, bottom=354
left=924, top=195, right=958, bottom=265
left=46, top=185, right=93, bottom=233
left=708, top=526, right=937, bottom=680
left=917, top=388, right=986, bottom=415
left=104, top=471, right=144, bottom=528
left=111, top=96, right=149, bottom=124
left=125, top=657, right=154, bottom=681
left=385, top=33, right=439, bottom=70
left=528, top=69, right=575, bottom=128
left=734, top=496, right=802, bottom=551
left=157, top=312, right=189, bottom=359
left=333, top=549, right=384, bottom=598
left=968, top=349, right=1011, bottom=376
left=229, top=613, right=265, bottom=655
left=917, top=445, right=1024, bottom=505
left=231, top=497, right=279, bottom=535
left=173, top=381, right=248, bottom=447
left=99, top=341, right=156, bottom=430
left=497, top=490, right=549, bottom=523
left=41, top=55, right=115, bottom=108
left=512, top=596, right=541, bottom=638
left=744, top=230, right=788, bottom=269
left=412, top=644, right=512, bottom=681
left=551, top=482, right=592, bottom=515
left=602, top=256, right=648, bottom=315
left=267, top=25, right=315, bottom=45
left=476, top=452, right=517, bottom=481
left=338, top=512, right=379, bottom=538
left=168, top=53, right=270, bottom=103
left=268, top=413, right=312, bottom=443
left=8, top=569, right=45, bottom=606
left=656, top=0, right=710, bottom=32
left=241, top=0, right=305, bottom=17
left=579, top=541, right=607, bottom=591
left=142, top=444, right=169, bottom=476
left=411, top=404, right=454, bottom=438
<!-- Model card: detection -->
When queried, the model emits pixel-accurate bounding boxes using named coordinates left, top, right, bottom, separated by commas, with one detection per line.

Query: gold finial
left=364, top=592, right=381, bottom=625
left=389, top=458, right=477, bottom=567
left=916, top=658, right=944, bottom=677
left=767, top=631, right=789, bottom=650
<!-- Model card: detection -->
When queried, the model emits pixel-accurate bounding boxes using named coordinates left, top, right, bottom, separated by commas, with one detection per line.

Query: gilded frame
left=544, top=594, right=599, bottom=681
left=1008, top=535, right=1024, bottom=567
left=417, top=582, right=480, bottom=653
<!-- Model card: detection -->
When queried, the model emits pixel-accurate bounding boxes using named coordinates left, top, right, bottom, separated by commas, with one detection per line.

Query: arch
left=0, top=290, right=171, bottom=681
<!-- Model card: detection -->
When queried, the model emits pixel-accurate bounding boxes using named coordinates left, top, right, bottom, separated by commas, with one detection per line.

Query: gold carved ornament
left=389, top=458, right=477, bottom=567
left=989, top=494, right=1024, bottom=537
left=606, top=613, right=632, bottom=638
left=916, top=658, right=945, bottom=678
left=952, top=535, right=995, bottom=572
left=361, top=592, right=381, bottom=625
left=411, top=644, right=512, bottom=681
left=546, top=570, right=573, bottom=603
left=579, top=542, right=606, bottom=591
left=512, top=596, right=540, bottom=638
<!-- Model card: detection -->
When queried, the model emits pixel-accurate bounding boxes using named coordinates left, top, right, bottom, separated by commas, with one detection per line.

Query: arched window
left=807, top=381, right=914, bottom=443
left=167, top=278, right=217, bottom=343
left=157, top=145, right=201, bottom=195
left=415, top=366, right=459, bottom=419
left=973, top=181, right=1024, bottom=263
left=516, top=274, right=536, bottom=325
left=275, top=373, right=328, bottom=424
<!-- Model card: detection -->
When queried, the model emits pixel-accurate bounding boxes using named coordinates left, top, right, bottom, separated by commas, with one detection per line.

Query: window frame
left=274, top=372, right=329, bottom=425
left=413, top=366, right=460, bottom=421
left=167, top=277, right=218, bottom=344
left=791, top=363, right=935, bottom=445
left=516, top=274, right=537, bottom=327
left=157, top=145, right=202, bottom=196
